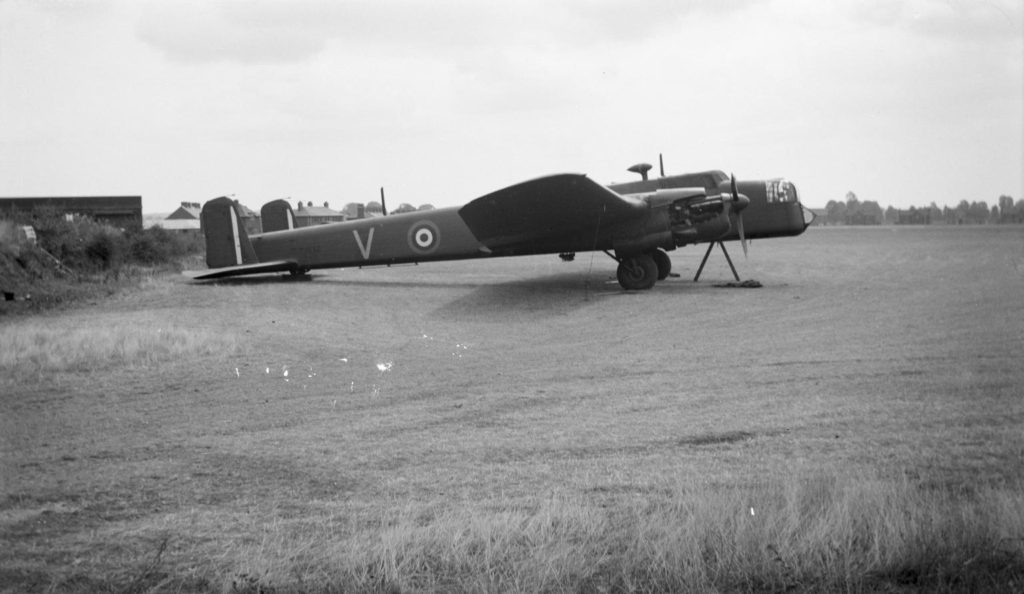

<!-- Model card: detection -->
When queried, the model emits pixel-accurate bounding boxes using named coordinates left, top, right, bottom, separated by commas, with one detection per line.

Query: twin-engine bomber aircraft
left=189, top=163, right=814, bottom=290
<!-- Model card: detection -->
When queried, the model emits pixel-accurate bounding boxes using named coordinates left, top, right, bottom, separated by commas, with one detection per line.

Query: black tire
left=652, top=249, right=671, bottom=280
left=616, top=254, right=658, bottom=290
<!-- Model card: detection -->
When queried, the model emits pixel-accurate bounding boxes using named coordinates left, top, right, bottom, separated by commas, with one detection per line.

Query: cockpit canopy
left=766, top=179, right=799, bottom=204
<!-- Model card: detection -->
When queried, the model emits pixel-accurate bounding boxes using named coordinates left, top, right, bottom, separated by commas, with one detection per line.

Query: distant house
left=895, top=208, right=932, bottom=225
left=338, top=201, right=435, bottom=220
left=0, top=196, right=142, bottom=230
left=846, top=211, right=882, bottom=225
left=294, top=201, right=346, bottom=227
left=154, top=202, right=202, bottom=232
left=342, top=202, right=365, bottom=219
left=234, top=202, right=262, bottom=235
left=151, top=198, right=260, bottom=233
left=807, top=208, right=827, bottom=225
left=167, top=202, right=202, bottom=220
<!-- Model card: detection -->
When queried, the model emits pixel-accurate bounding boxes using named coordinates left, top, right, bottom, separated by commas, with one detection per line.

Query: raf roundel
left=407, top=221, right=441, bottom=255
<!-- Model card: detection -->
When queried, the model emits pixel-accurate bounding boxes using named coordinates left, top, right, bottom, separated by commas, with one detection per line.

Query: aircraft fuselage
left=192, top=169, right=813, bottom=288
left=250, top=207, right=486, bottom=269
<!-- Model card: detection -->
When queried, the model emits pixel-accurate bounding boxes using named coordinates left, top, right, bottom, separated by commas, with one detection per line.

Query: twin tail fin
left=200, top=197, right=258, bottom=268
left=260, top=199, right=296, bottom=233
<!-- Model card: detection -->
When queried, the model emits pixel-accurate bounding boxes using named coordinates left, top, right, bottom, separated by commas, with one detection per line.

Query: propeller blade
left=727, top=173, right=748, bottom=257
left=738, top=212, right=748, bottom=258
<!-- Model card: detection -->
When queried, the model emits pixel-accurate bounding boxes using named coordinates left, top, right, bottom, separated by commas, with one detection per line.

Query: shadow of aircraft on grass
left=428, top=270, right=685, bottom=321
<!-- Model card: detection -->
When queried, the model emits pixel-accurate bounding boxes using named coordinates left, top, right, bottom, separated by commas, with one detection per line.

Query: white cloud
left=136, top=1, right=326, bottom=64
left=849, top=0, right=1022, bottom=42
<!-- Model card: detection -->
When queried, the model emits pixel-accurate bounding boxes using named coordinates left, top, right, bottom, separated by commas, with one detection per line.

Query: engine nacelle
left=625, top=187, right=705, bottom=206
left=671, top=216, right=731, bottom=246
left=613, top=230, right=675, bottom=257
left=612, top=203, right=675, bottom=257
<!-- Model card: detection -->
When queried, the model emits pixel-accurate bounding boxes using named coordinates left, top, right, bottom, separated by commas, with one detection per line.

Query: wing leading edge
left=457, top=173, right=645, bottom=252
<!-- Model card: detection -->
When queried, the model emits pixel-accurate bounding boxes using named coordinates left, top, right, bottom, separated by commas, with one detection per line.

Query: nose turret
left=722, top=178, right=810, bottom=240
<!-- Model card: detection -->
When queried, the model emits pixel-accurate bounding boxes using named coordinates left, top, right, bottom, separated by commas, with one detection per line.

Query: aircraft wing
left=458, top=173, right=645, bottom=250
left=185, top=260, right=298, bottom=280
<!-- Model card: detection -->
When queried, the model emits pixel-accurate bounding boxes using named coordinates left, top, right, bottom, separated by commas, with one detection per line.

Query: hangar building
left=0, top=196, right=143, bottom=231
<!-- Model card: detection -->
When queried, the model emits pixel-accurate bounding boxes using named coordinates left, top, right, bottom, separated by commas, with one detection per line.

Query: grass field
left=2, top=226, right=1023, bottom=592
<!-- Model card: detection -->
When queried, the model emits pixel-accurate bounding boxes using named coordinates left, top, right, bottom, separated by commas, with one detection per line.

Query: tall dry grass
left=220, top=472, right=1024, bottom=593
left=0, top=320, right=240, bottom=378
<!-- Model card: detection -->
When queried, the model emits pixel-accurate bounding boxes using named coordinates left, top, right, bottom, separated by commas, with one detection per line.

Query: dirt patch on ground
left=678, top=430, right=757, bottom=446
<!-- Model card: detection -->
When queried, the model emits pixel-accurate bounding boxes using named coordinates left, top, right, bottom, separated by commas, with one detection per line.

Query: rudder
left=260, top=199, right=296, bottom=233
left=201, top=197, right=258, bottom=268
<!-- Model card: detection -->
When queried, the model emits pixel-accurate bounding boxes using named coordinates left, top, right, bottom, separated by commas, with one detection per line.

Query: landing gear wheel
left=289, top=267, right=310, bottom=278
left=652, top=249, right=671, bottom=280
left=616, top=254, right=658, bottom=290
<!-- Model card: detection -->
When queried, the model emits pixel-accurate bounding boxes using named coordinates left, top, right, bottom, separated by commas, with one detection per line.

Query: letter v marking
left=353, top=227, right=374, bottom=260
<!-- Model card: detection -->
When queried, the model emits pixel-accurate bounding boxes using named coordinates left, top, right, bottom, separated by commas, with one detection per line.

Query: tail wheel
left=652, top=249, right=671, bottom=280
left=617, top=254, right=658, bottom=290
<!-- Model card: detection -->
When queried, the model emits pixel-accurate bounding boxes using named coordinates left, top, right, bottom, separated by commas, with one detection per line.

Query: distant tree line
left=821, top=192, right=1023, bottom=225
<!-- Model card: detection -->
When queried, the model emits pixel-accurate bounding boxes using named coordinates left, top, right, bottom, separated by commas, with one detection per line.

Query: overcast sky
left=1, top=0, right=1021, bottom=214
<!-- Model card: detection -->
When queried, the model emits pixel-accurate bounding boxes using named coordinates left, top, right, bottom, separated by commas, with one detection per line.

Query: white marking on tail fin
left=230, top=208, right=242, bottom=264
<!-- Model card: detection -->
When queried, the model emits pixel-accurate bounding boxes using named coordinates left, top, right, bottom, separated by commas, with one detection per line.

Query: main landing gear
left=606, top=243, right=748, bottom=290
left=616, top=253, right=658, bottom=290
left=608, top=249, right=673, bottom=291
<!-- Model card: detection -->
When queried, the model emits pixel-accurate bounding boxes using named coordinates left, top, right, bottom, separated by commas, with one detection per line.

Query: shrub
left=84, top=228, right=126, bottom=270
left=129, top=225, right=202, bottom=264
left=129, top=226, right=173, bottom=264
left=19, top=208, right=123, bottom=272
left=2, top=211, right=206, bottom=312
left=5, top=209, right=202, bottom=272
